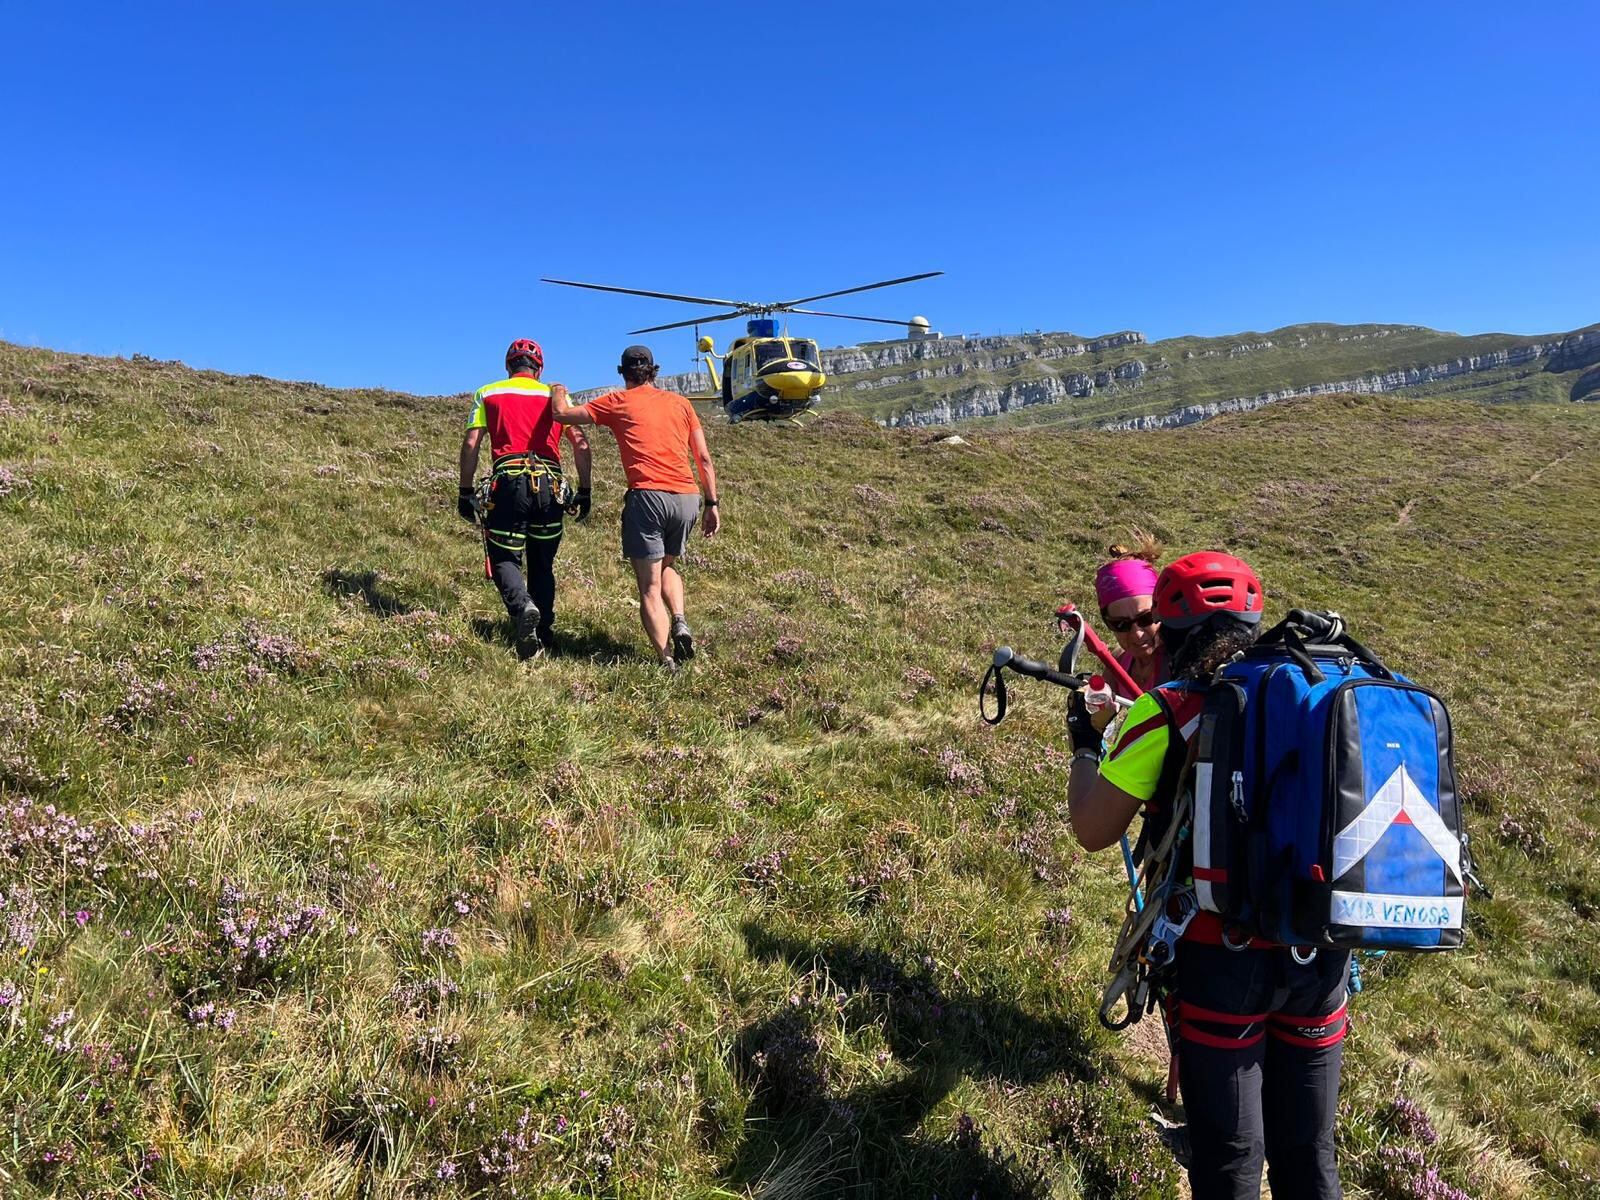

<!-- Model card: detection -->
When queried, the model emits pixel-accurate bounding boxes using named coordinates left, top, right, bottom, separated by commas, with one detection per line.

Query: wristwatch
left=704, top=497, right=719, bottom=507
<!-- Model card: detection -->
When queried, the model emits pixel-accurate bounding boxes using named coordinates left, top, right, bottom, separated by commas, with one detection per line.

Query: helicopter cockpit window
left=788, top=340, right=819, bottom=365
left=755, top=341, right=792, bottom=368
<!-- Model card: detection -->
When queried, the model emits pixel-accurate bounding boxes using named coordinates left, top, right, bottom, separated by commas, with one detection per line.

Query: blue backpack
left=1188, top=611, right=1469, bottom=950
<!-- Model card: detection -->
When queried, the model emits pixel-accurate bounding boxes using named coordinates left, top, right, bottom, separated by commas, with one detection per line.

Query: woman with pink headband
left=1094, top=532, right=1166, bottom=699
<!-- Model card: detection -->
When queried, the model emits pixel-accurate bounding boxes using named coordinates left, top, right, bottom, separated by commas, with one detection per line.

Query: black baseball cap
left=620, top=344, right=655, bottom=370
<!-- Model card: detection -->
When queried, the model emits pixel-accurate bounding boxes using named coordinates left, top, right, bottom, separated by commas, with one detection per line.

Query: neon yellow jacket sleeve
left=465, top=385, right=488, bottom=431
left=1099, top=692, right=1170, bottom=802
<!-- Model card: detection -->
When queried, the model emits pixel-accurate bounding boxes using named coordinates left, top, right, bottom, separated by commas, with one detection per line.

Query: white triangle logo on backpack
left=1332, top=763, right=1462, bottom=884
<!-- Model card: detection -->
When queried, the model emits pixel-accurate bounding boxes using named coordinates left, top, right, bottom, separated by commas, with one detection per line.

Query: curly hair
left=1165, top=613, right=1261, bottom=681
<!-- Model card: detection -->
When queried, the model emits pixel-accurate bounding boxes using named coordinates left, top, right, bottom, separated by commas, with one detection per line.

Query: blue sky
left=2, top=1, right=1595, bottom=395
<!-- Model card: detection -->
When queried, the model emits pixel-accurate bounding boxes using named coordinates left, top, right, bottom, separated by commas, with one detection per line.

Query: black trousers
left=483, top=471, right=563, bottom=631
left=1175, top=940, right=1350, bottom=1200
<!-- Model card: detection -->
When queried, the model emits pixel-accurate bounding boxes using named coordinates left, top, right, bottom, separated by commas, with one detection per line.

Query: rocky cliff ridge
left=1103, top=328, right=1600, bottom=431
left=571, top=369, right=712, bottom=403
left=824, top=330, right=1144, bottom=381
left=565, top=323, right=1600, bottom=428
left=876, top=325, right=1600, bottom=430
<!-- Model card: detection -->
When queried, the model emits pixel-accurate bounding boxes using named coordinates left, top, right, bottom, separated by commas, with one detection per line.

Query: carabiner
left=1098, top=965, right=1142, bottom=1031
left=1290, top=945, right=1319, bottom=966
left=1221, top=924, right=1252, bottom=953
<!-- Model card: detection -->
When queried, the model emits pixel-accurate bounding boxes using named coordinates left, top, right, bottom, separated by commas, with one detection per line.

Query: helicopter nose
left=758, top=368, right=825, bottom=400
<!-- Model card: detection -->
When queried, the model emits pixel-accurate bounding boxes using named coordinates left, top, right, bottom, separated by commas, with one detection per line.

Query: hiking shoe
left=670, top=616, right=695, bottom=662
left=1150, top=1113, right=1190, bottom=1168
left=537, top=627, right=559, bottom=657
left=660, top=655, right=680, bottom=674
left=513, top=602, right=542, bottom=658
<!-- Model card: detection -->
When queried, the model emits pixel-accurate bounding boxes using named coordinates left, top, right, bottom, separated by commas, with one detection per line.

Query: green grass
left=1, top=342, right=1598, bottom=1197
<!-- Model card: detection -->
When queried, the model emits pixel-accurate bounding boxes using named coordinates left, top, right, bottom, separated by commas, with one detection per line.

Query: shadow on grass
left=552, top=619, right=641, bottom=664
left=468, top=615, right=640, bottom=664
left=322, top=568, right=419, bottom=618
left=470, top=616, right=513, bottom=650
left=724, top=923, right=1107, bottom=1198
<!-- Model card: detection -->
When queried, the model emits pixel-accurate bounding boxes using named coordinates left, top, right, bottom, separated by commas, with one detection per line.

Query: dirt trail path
left=1520, top=448, right=1576, bottom=487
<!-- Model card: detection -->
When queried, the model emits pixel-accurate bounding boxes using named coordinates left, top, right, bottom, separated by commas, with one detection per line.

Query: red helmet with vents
left=1153, top=551, right=1265, bottom=629
left=505, top=338, right=544, bottom=373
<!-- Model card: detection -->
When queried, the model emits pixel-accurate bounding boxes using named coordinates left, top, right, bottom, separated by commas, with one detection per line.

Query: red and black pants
left=1175, top=937, right=1350, bottom=1199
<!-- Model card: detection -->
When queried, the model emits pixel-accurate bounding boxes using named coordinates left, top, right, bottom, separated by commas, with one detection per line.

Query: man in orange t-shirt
left=552, top=345, right=720, bottom=669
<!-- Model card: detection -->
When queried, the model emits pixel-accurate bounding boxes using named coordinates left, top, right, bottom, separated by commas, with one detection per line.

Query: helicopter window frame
left=755, top=341, right=794, bottom=369
left=788, top=339, right=819, bottom=367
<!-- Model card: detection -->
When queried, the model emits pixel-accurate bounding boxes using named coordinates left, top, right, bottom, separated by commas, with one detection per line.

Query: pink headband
left=1095, top=558, right=1159, bottom=608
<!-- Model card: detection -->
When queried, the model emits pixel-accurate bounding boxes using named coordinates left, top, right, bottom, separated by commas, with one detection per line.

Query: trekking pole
left=979, top=647, right=1136, bottom=721
left=992, top=646, right=1086, bottom=690
left=980, top=646, right=1076, bottom=724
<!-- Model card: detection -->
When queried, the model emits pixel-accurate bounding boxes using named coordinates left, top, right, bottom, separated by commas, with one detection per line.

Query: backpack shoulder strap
left=1150, top=685, right=1204, bottom=810
left=1148, top=688, right=1182, bottom=804
left=1128, top=686, right=1205, bottom=867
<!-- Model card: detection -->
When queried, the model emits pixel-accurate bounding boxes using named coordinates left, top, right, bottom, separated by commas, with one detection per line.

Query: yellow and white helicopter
left=542, top=272, right=942, bottom=422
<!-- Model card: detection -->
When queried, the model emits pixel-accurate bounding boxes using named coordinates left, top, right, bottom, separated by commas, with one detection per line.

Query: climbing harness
left=1098, top=773, right=1193, bottom=1032
left=489, top=453, right=572, bottom=509
left=1145, top=888, right=1200, bottom=971
left=473, top=453, right=577, bottom=580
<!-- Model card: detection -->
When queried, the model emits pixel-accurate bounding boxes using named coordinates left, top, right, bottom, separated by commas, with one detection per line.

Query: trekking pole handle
left=995, top=647, right=1081, bottom=690
left=980, top=649, right=1131, bottom=725
left=1287, top=609, right=1343, bottom=641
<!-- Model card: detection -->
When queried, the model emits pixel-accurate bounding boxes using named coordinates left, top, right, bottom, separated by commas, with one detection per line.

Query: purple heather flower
left=420, top=927, right=459, bottom=956
left=1386, top=1096, right=1441, bottom=1146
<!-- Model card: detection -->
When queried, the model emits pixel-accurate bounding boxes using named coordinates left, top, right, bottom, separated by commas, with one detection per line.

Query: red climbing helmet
left=505, top=338, right=544, bottom=373
left=1153, top=551, right=1265, bottom=629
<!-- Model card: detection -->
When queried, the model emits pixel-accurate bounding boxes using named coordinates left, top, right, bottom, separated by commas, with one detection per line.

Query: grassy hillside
left=823, top=323, right=1598, bottom=428
left=1, top=341, right=1598, bottom=1198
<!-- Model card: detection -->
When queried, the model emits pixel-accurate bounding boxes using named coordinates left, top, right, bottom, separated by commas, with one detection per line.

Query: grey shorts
left=621, top=489, right=700, bottom=561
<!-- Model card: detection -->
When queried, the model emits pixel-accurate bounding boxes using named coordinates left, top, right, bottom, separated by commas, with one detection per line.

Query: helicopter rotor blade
left=783, top=308, right=925, bottom=327
left=542, top=278, right=748, bottom=308
left=628, top=310, right=747, bottom=335
left=776, top=271, right=943, bottom=308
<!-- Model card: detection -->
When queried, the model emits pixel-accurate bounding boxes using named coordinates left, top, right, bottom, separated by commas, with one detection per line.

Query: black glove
left=574, top=487, right=592, bottom=521
left=1066, top=691, right=1101, bottom=753
left=457, top=486, right=478, bottom=524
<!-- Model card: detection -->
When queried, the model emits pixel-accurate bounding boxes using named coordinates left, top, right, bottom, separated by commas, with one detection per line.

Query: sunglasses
left=1105, top=609, right=1158, bottom=634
